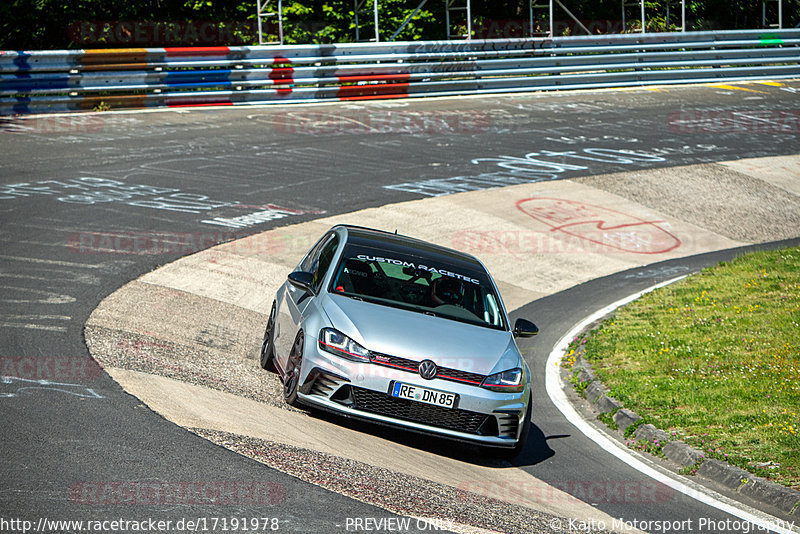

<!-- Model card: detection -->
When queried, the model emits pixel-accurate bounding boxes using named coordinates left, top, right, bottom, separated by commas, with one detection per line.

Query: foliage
left=598, top=411, right=619, bottom=430
left=628, top=436, right=668, bottom=458
left=582, top=246, right=800, bottom=489
left=2, top=0, right=798, bottom=49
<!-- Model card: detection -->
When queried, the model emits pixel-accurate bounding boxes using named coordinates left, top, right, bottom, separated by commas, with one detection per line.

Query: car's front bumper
left=296, top=342, right=530, bottom=447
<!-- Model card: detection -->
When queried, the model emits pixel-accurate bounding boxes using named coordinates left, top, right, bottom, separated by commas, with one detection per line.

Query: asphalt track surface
left=1, top=82, right=799, bottom=532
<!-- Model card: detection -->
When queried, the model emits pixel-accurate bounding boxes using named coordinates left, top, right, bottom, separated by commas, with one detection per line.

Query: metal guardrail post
left=641, top=0, right=646, bottom=32
left=682, top=0, right=686, bottom=31
left=622, top=0, right=645, bottom=33
left=374, top=0, right=381, bottom=41
left=355, top=0, right=380, bottom=41
left=762, top=0, right=784, bottom=29
left=446, top=0, right=472, bottom=39
left=530, top=0, right=554, bottom=37
left=257, top=0, right=284, bottom=45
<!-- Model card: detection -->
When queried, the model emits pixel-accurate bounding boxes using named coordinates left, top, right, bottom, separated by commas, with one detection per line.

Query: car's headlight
left=318, top=328, right=370, bottom=362
left=481, top=367, right=524, bottom=392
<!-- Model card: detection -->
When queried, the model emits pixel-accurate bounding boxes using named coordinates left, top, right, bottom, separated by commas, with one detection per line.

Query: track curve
left=2, top=81, right=799, bottom=533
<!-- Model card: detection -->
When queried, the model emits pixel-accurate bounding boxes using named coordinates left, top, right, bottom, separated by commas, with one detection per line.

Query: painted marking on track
left=0, top=314, right=70, bottom=332
left=708, top=84, right=769, bottom=94
left=0, top=286, right=76, bottom=305
left=0, top=314, right=70, bottom=321
left=756, top=81, right=785, bottom=87
left=516, top=197, right=681, bottom=255
left=201, top=205, right=326, bottom=229
left=622, top=265, right=691, bottom=279
left=0, top=254, right=107, bottom=269
left=545, top=276, right=797, bottom=534
left=0, top=376, right=104, bottom=399
left=0, top=272, right=99, bottom=285
left=384, top=147, right=672, bottom=197
left=0, top=323, right=69, bottom=332
left=0, top=178, right=235, bottom=214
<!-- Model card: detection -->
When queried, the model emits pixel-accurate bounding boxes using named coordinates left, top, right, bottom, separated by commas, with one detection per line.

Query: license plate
left=390, top=381, right=457, bottom=409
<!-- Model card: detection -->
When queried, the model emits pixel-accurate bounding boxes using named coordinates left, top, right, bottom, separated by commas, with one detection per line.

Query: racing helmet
left=431, top=276, right=464, bottom=305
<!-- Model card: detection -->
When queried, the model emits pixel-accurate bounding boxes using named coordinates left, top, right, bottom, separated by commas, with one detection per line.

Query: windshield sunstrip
left=329, top=244, right=507, bottom=330
left=354, top=254, right=481, bottom=285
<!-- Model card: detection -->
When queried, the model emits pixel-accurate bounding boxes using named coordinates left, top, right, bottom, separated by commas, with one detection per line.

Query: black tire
left=283, top=333, right=304, bottom=407
left=259, top=302, right=277, bottom=371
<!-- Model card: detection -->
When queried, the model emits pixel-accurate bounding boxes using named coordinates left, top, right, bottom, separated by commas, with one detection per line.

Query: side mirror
left=513, top=318, right=539, bottom=338
left=288, top=271, right=315, bottom=294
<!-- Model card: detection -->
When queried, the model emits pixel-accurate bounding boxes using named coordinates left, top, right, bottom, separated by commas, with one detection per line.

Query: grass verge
left=580, top=246, right=800, bottom=489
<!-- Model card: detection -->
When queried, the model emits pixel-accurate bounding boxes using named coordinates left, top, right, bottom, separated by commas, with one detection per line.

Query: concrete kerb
left=612, top=410, right=640, bottom=435
left=564, top=300, right=800, bottom=517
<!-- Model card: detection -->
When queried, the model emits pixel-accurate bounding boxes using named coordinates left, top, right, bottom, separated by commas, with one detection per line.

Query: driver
left=431, top=276, right=464, bottom=306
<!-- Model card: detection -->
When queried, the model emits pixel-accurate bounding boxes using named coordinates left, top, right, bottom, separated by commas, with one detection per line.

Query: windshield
left=328, top=243, right=506, bottom=330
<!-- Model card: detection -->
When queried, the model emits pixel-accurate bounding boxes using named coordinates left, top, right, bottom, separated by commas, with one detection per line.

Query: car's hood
left=321, top=293, right=520, bottom=376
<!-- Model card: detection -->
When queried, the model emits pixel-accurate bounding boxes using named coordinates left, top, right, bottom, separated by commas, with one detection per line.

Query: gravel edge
left=189, top=428, right=609, bottom=534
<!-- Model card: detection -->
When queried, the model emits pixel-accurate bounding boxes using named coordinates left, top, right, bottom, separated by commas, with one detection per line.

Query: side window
left=312, top=235, right=339, bottom=291
left=299, top=234, right=328, bottom=273
left=483, top=293, right=502, bottom=326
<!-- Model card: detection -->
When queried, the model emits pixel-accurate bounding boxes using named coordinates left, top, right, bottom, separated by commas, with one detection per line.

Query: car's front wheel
left=283, top=332, right=304, bottom=407
left=512, top=394, right=533, bottom=456
left=259, top=302, right=277, bottom=371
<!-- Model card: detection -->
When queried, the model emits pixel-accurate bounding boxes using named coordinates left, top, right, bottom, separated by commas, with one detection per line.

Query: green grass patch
left=623, top=419, right=645, bottom=438
left=563, top=336, right=588, bottom=392
left=581, top=246, right=800, bottom=489
left=598, top=411, right=619, bottom=430
left=678, top=458, right=704, bottom=476
left=629, top=437, right=668, bottom=459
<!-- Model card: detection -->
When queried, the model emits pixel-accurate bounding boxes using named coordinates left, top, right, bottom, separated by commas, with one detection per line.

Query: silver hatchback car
left=260, top=225, right=538, bottom=455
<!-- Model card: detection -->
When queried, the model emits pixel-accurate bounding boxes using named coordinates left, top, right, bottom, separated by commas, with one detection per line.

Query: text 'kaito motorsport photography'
left=551, top=517, right=797, bottom=533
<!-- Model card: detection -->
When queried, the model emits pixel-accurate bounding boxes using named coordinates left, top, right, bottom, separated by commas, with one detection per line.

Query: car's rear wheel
left=259, top=302, right=277, bottom=371
left=283, top=333, right=304, bottom=407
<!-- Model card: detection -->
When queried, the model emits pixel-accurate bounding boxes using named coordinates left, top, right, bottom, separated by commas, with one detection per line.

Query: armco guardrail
left=1, top=29, right=798, bottom=114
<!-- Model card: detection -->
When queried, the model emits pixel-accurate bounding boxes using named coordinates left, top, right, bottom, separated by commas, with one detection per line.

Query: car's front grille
left=369, top=352, right=487, bottom=386
left=346, top=386, right=496, bottom=436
